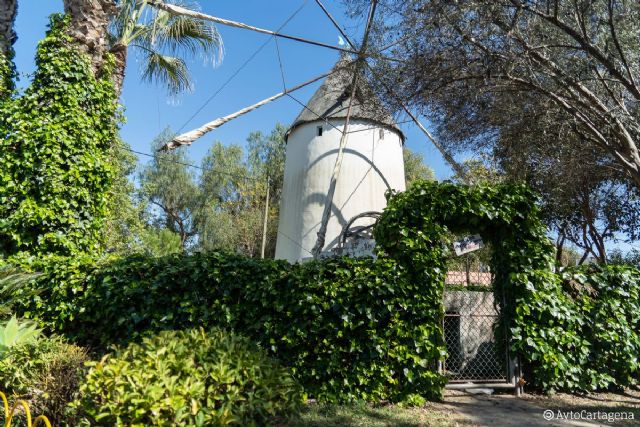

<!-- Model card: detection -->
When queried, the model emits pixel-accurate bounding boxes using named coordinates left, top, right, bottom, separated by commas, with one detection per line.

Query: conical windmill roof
left=286, top=56, right=404, bottom=141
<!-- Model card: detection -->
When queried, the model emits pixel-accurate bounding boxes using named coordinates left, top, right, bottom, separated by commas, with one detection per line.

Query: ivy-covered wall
left=0, top=46, right=14, bottom=99
left=0, top=15, right=119, bottom=258
left=376, top=181, right=639, bottom=392
left=528, top=265, right=640, bottom=391
left=11, top=181, right=639, bottom=399
left=14, top=252, right=446, bottom=403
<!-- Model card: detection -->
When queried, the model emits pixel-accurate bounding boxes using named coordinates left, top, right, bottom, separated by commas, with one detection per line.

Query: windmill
left=149, top=0, right=468, bottom=260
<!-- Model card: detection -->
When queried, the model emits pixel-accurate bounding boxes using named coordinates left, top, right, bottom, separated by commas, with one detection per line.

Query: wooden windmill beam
left=147, top=0, right=358, bottom=55
left=313, top=0, right=357, bottom=50
left=313, top=0, right=469, bottom=183
left=147, top=0, right=405, bottom=63
left=160, top=72, right=331, bottom=150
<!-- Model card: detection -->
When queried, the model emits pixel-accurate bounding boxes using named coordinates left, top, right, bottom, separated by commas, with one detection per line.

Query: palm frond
left=153, top=13, right=223, bottom=65
left=140, top=50, right=192, bottom=95
left=0, top=266, right=41, bottom=318
left=111, top=0, right=223, bottom=95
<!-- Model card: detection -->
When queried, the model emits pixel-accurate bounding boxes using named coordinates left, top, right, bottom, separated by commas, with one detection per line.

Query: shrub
left=0, top=266, right=41, bottom=317
left=71, top=328, right=303, bottom=426
left=0, top=334, right=89, bottom=425
left=15, top=252, right=446, bottom=403
left=524, top=264, right=640, bottom=392
left=0, top=316, right=41, bottom=355
left=574, top=265, right=640, bottom=388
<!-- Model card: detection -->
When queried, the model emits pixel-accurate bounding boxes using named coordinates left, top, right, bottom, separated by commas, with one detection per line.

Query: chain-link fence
left=442, top=240, right=509, bottom=382
left=443, top=289, right=508, bottom=382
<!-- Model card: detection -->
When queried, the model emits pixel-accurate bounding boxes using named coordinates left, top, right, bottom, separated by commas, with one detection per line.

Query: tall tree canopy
left=137, top=125, right=288, bottom=257
left=355, top=0, right=640, bottom=190
left=497, top=124, right=640, bottom=263
left=139, top=128, right=200, bottom=248
left=403, top=148, right=435, bottom=187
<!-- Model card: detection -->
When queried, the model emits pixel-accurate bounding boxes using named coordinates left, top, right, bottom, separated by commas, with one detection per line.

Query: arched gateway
left=375, top=180, right=556, bottom=393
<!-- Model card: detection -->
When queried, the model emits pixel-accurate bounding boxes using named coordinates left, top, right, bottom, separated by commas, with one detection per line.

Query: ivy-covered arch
left=375, top=181, right=565, bottom=387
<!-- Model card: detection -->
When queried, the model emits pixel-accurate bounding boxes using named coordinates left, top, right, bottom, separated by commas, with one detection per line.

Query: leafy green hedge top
left=0, top=15, right=119, bottom=258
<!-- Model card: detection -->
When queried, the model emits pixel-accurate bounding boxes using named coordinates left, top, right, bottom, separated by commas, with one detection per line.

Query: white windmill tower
left=275, top=56, right=406, bottom=262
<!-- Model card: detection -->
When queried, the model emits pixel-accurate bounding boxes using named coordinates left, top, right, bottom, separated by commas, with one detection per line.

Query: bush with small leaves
left=0, top=334, right=89, bottom=425
left=71, top=328, right=303, bottom=426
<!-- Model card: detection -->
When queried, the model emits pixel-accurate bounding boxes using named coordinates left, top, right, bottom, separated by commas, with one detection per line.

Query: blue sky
left=13, top=0, right=455, bottom=180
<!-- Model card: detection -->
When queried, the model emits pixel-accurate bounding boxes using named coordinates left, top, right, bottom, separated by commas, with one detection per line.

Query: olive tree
left=354, top=0, right=640, bottom=189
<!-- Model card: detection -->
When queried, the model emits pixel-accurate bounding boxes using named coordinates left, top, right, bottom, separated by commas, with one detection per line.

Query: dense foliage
left=0, top=15, right=119, bottom=258
left=0, top=47, right=13, bottom=98
left=0, top=334, right=88, bottom=425
left=10, top=180, right=639, bottom=400
left=137, top=126, right=286, bottom=256
left=357, top=0, right=640, bottom=190
left=0, top=316, right=41, bottom=354
left=0, top=266, right=40, bottom=317
left=375, top=180, right=556, bottom=348
left=16, top=251, right=446, bottom=403
left=527, top=265, right=640, bottom=391
left=71, top=328, right=302, bottom=426
left=497, top=121, right=640, bottom=263
left=376, top=181, right=640, bottom=392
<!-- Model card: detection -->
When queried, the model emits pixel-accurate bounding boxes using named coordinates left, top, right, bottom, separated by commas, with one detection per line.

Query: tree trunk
left=63, top=0, right=115, bottom=74
left=0, top=0, right=18, bottom=57
left=110, top=42, right=127, bottom=98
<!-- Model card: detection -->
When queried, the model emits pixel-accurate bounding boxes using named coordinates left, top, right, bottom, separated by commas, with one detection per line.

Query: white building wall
left=275, top=119, right=405, bottom=262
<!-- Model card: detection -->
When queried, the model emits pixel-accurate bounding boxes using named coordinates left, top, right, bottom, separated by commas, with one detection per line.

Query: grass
left=282, top=403, right=468, bottom=427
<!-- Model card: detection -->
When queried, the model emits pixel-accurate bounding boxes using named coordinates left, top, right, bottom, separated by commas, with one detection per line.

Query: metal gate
left=442, top=253, right=514, bottom=386
left=443, top=287, right=508, bottom=382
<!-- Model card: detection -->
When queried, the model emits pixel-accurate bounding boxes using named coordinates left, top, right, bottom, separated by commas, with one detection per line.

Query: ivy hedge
left=0, top=15, right=119, bottom=258
left=527, top=264, right=640, bottom=391
left=0, top=46, right=14, bottom=99
left=8, top=181, right=640, bottom=399
left=14, top=252, right=446, bottom=403
left=375, top=181, right=639, bottom=392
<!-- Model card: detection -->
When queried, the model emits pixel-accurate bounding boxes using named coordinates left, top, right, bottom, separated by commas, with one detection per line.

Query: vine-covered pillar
left=0, top=16, right=120, bottom=259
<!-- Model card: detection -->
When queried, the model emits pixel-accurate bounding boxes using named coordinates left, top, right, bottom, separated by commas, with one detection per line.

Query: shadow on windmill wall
left=305, top=146, right=394, bottom=191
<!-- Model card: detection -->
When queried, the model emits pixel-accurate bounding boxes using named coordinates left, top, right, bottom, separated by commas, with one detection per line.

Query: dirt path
left=432, top=389, right=640, bottom=427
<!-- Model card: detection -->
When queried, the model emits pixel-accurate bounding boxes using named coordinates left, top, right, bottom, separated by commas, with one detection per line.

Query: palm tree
left=0, top=0, right=18, bottom=58
left=63, top=0, right=116, bottom=74
left=109, top=0, right=223, bottom=97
